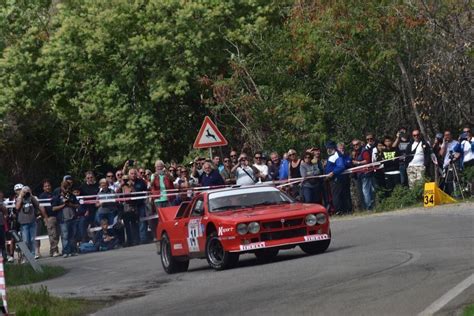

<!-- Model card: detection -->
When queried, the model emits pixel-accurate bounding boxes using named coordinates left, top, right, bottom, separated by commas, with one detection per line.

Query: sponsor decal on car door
left=187, top=218, right=203, bottom=252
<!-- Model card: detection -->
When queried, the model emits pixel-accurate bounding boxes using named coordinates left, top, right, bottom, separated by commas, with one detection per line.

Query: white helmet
left=14, top=183, right=24, bottom=191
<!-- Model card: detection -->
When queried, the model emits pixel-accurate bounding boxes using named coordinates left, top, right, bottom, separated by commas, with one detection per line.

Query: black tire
left=300, top=239, right=330, bottom=255
left=205, top=232, right=239, bottom=270
left=255, top=248, right=279, bottom=262
left=161, top=233, right=189, bottom=274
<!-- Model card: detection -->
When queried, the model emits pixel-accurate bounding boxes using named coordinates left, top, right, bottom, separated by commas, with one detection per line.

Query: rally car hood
left=209, top=203, right=326, bottom=223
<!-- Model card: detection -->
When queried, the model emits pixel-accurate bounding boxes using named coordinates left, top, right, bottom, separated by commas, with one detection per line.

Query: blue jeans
left=77, top=216, right=89, bottom=242
left=60, top=220, right=77, bottom=254
left=361, top=175, right=375, bottom=210
left=21, top=222, right=37, bottom=256
left=302, top=186, right=316, bottom=203
left=137, top=204, right=148, bottom=243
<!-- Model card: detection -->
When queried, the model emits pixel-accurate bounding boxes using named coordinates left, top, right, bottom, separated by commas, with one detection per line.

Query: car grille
left=261, top=218, right=303, bottom=230
left=260, top=227, right=307, bottom=241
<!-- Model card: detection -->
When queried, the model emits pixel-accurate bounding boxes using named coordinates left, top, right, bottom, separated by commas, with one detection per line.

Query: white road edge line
left=418, top=272, right=474, bottom=316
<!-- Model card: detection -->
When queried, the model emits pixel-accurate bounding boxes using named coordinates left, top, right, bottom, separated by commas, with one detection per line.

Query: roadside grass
left=5, top=264, right=104, bottom=315
left=5, top=264, right=66, bottom=286
left=9, top=286, right=103, bottom=316
left=464, top=304, right=474, bottom=316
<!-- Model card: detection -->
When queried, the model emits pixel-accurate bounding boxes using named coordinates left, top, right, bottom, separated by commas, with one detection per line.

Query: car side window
left=191, top=198, right=204, bottom=217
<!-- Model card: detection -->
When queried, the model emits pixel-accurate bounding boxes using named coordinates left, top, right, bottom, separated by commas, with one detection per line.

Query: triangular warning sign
left=193, top=116, right=228, bottom=149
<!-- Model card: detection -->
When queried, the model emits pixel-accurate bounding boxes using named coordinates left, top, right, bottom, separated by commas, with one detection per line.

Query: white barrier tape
left=35, top=235, right=49, bottom=241
left=2, top=156, right=406, bottom=208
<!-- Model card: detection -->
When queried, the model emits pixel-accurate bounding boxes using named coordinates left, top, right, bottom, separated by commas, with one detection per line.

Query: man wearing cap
left=324, top=141, right=350, bottom=215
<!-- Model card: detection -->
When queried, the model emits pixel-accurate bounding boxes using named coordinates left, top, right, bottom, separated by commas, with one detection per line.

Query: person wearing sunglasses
left=220, top=158, right=236, bottom=185
left=353, top=133, right=377, bottom=210
left=253, top=152, right=269, bottom=182
left=300, top=152, right=324, bottom=204
left=231, top=153, right=260, bottom=185
left=405, top=129, right=436, bottom=189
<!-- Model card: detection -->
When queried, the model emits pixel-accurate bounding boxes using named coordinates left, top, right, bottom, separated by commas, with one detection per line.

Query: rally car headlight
left=316, top=213, right=327, bottom=224
left=237, top=223, right=248, bottom=235
left=248, top=222, right=260, bottom=234
left=305, top=214, right=317, bottom=226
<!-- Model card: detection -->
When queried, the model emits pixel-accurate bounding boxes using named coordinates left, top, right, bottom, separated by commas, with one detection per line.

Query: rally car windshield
left=208, top=187, right=294, bottom=212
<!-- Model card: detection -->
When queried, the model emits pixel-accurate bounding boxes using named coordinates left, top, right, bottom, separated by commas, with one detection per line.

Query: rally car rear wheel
left=300, top=239, right=330, bottom=255
left=161, top=233, right=189, bottom=274
left=206, top=232, right=239, bottom=270
left=255, top=248, right=279, bottom=262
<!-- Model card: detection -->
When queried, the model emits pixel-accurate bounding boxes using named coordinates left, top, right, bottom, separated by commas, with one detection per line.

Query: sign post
left=193, top=116, right=228, bottom=155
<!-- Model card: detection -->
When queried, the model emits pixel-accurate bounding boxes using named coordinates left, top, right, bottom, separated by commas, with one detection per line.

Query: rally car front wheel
left=206, top=232, right=239, bottom=270
left=161, top=233, right=189, bottom=274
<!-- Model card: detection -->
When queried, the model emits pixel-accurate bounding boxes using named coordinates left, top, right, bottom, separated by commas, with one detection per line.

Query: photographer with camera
left=15, top=185, right=41, bottom=260
left=231, top=153, right=260, bottom=186
left=437, top=131, right=459, bottom=195
left=51, top=181, right=79, bottom=258
left=393, top=128, right=410, bottom=186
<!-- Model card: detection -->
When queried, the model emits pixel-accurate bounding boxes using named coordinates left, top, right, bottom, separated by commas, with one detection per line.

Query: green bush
left=376, top=181, right=424, bottom=212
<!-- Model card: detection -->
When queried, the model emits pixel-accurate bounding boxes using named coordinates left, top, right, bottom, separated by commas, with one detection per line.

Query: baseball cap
left=63, top=175, right=73, bottom=181
left=14, top=183, right=24, bottom=191
left=326, top=141, right=337, bottom=149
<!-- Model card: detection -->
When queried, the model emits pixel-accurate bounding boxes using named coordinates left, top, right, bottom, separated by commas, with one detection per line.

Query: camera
left=448, top=150, right=455, bottom=161
left=24, top=192, right=31, bottom=199
left=399, top=130, right=406, bottom=138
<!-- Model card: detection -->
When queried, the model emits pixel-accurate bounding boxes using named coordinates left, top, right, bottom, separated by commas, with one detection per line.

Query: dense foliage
left=0, top=0, right=471, bottom=191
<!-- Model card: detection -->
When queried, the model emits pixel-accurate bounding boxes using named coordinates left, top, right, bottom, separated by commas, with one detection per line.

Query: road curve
left=37, top=203, right=474, bottom=316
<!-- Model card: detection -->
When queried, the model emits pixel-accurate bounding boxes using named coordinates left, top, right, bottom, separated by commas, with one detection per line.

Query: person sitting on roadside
left=95, top=219, right=119, bottom=251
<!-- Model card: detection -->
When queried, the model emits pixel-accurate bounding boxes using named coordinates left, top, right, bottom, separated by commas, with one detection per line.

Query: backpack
left=357, top=146, right=374, bottom=162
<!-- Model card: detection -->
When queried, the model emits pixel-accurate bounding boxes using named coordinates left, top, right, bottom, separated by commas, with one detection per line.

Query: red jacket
left=151, top=174, right=175, bottom=203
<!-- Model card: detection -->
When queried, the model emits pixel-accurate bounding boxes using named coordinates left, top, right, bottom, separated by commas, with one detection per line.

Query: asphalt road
left=35, top=202, right=474, bottom=316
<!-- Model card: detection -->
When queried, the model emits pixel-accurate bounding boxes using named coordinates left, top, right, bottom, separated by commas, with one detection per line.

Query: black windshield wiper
left=252, top=201, right=292, bottom=207
left=212, top=205, right=250, bottom=211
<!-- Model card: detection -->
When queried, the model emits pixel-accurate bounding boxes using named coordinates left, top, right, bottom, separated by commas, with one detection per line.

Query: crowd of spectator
left=0, top=127, right=472, bottom=263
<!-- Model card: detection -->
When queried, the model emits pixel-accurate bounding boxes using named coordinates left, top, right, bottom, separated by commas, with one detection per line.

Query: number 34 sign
left=423, top=182, right=456, bottom=208
left=424, top=190, right=435, bottom=207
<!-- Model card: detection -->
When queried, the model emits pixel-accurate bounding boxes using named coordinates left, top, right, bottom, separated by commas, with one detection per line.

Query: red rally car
left=156, top=186, right=331, bottom=273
